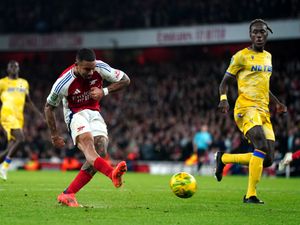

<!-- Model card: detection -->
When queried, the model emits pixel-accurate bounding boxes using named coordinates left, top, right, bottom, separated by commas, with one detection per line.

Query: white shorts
left=69, top=109, right=108, bottom=144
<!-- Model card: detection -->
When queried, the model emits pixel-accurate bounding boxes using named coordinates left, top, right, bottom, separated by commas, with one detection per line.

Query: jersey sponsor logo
left=71, top=91, right=90, bottom=103
left=77, top=126, right=85, bottom=132
left=251, top=65, right=272, bottom=72
left=73, top=89, right=81, bottom=94
left=7, top=87, right=27, bottom=93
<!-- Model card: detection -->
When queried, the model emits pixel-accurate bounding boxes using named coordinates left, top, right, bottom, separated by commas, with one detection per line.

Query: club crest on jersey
left=251, top=55, right=254, bottom=60
left=89, top=79, right=97, bottom=85
left=251, top=65, right=272, bottom=72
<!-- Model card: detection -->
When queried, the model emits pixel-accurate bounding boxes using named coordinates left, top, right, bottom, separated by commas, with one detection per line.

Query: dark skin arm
left=44, top=103, right=65, bottom=148
left=90, top=73, right=131, bottom=101
left=106, top=73, right=130, bottom=94
left=25, top=94, right=45, bottom=120
left=218, top=74, right=287, bottom=114
left=218, top=73, right=235, bottom=113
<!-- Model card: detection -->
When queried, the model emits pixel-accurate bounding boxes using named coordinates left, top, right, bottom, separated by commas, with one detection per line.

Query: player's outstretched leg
left=214, top=151, right=225, bottom=182
left=112, top=161, right=127, bottom=188
left=57, top=192, right=81, bottom=207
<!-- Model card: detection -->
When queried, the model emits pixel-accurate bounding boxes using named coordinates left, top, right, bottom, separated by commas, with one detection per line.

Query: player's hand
left=90, top=87, right=103, bottom=101
left=276, top=102, right=287, bottom=114
left=51, top=135, right=65, bottom=148
left=218, top=100, right=230, bottom=113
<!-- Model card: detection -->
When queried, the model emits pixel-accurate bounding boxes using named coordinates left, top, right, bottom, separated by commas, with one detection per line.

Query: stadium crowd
left=0, top=0, right=299, bottom=33
left=0, top=0, right=299, bottom=173
left=0, top=45, right=299, bottom=174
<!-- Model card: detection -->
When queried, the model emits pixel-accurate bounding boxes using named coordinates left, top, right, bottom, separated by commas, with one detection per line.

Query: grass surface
left=0, top=171, right=299, bottom=225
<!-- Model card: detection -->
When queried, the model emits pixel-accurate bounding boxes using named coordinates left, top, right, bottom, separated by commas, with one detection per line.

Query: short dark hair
left=249, top=19, right=273, bottom=34
left=76, top=48, right=96, bottom=62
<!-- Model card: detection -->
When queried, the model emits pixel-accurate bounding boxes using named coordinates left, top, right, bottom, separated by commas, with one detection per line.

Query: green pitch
left=0, top=171, right=299, bottom=225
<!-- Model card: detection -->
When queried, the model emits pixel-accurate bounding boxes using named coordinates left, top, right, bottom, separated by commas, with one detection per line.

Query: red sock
left=65, top=170, right=93, bottom=194
left=292, top=150, right=300, bottom=160
left=93, top=157, right=113, bottom=178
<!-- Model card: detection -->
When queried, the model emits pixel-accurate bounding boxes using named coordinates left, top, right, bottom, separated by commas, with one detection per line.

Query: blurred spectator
left=24, top=152, right=40, bottom=171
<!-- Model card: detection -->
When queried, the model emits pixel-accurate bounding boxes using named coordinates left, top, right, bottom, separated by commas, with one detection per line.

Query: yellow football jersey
left=0, top=76, right=29, bottom=129
left=226, top=47, right=272, bottom=111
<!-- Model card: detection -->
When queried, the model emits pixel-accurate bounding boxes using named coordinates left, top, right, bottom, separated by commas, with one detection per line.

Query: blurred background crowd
left=0, top=0, right=300, bottom=175
left=1, top=45, right=300, bottom=168
left=0, top=0, right=299, bottom=33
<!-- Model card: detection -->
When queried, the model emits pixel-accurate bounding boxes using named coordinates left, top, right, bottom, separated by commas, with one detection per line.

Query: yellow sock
left=222, top=153, right=252, bottom=165
left=246, top=149, right=265, bottom=198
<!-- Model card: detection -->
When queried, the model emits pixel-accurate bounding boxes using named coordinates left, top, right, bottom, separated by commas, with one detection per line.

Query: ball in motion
left=169, top=172, right=197, bottom=198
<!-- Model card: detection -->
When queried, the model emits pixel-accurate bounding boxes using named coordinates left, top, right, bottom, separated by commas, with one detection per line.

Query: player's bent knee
left=247, top=127, right=268, bottom=151
left=254, top=141, right=268, bottom=153
left=76, top=133, right=99, bottom=165
left=77, top=132, right=93, bottom=142
left=77, top=133, right=94, bottom=149
left=263, top=156, right=273, bottom=168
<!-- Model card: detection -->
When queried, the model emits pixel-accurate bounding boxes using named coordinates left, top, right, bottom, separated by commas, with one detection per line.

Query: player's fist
left=51, top=135, right=65, bottom=148
left=218, top=100, right=230, bottom=114
left=276, top=102, right=287, bottom=114
left=90, top=87, right=103, bottom=101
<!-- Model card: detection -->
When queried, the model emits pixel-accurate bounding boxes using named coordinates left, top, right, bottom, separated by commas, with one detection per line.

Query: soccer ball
left=169, top=172, right=197, bottom=198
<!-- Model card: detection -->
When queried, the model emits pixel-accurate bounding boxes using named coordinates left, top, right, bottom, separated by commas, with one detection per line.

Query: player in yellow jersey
left=0, top=60, right=43, bottom=180
left=215, top=19, right=287, bottom=204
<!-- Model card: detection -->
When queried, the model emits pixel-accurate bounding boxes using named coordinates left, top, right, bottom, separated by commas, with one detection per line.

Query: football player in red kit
left=44, top=48, right=130, bottom=207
